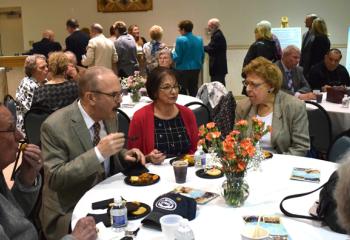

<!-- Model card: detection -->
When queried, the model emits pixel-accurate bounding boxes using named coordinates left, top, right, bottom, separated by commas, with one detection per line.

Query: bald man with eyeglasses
left=39, top=66, right=145, bottom=240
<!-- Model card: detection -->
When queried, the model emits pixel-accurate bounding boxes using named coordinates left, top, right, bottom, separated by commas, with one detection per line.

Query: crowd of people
left=1, top=13, right=350, bottom=240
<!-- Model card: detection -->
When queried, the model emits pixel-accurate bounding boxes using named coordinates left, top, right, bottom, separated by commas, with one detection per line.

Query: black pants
left=176, top=69, right=200, bottom=97
left=211, top=74, right=226, bottom=86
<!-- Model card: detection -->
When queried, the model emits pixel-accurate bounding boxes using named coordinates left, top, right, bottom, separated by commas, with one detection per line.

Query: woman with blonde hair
left=31, top=52, right=78, bottom=111
left=242, top=21, right=279, bottom=68
left=307, top=18, right=330, bottom=75
left=143, top=25, right=166, bottom=72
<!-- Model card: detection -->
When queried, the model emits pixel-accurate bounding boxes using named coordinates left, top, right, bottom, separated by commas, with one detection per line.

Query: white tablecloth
left=307, top=93, right=350, bottom=138
left=71, top=155, right=347, bottom=240
left=119, top=94, right=202, bottom=119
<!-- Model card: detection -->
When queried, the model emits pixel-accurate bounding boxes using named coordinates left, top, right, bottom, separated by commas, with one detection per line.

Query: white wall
left=0, top=0, right=349, bottom=95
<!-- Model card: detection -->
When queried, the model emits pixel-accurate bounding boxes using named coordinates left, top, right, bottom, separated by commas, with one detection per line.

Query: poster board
left=272, top=27, right=302, bottom=50
left=346, top=27, right=350, bottom=73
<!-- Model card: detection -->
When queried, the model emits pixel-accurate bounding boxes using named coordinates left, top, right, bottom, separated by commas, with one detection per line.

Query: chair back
left=327, top=136, right=350, bottom=162
left=196, top=81, right=228, bottom=117
left=4, top=95, right=17, bottom=122
left=185, top=101, right=212, bottom=128
left=213, top=91, right=236, bottom=137
left=117, top=109, right=130, bottom=147
left=24, top=107, right=52, bottom=146
left=327, top=129, right=350, bottom=162
left=305, top=101, right=332, bottom=159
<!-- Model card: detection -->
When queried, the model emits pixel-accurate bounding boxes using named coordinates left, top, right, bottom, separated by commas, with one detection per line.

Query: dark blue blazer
left=65, top=30, right=90, bottom=66
left=31, top=38, right=62, bottom=58
left=204, top=29, right=228, bottom=76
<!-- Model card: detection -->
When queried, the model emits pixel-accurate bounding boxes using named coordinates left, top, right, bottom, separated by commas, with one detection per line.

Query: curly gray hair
left=24, top=54, right=46, bottom=77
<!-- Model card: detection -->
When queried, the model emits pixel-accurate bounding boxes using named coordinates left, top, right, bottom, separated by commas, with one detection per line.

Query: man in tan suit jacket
left=82, top=23, right=118, bottom=70
left=40, top=66, right=145, bottom=240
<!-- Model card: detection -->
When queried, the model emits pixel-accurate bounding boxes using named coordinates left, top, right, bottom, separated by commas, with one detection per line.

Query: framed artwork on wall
left=97, top=0, right=153, bottom=12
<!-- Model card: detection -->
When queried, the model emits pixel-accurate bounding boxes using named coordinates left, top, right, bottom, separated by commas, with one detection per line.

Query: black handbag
left=279, top=171, right=346, bottom=234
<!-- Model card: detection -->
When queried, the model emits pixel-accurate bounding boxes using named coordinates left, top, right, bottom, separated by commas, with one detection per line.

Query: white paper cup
left=241, top=225, right=269, bottom=240
left=160, top=214, right=183, bottom=240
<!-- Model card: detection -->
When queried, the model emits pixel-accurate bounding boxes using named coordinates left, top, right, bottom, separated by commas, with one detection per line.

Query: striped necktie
left=286, top=70, right=294, bottom=93
left=92, top=122, right=101, bottom=146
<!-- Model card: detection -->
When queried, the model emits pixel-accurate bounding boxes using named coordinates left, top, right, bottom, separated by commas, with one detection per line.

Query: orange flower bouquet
left=198, top=118, right=271, bottom=175
left=197, top=118, right=271, bottom=206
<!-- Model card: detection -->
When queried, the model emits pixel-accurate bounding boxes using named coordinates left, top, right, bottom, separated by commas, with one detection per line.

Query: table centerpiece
left=197, top=118, right=271, bottom=207
left=121, top=71, right=147, bottom=102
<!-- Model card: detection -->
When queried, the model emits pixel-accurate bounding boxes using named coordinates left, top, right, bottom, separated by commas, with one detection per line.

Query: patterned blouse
left=154, top=114, right=191, bottom=156
left=15, top=76, right=41, bottom=132
left=143, top=41, right=166, bottom=72
left=31, top=80, right=79, bottom=111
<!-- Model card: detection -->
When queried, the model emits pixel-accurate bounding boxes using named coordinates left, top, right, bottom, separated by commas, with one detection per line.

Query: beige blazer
left=39, top=101, right=127, bottom=240
left=81, top=33, right=118, bottom=69
left=235, top=91, right=310, bottom=156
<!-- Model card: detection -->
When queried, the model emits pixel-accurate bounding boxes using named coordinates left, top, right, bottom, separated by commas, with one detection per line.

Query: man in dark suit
left=204, top=18, right=228, bottom=86
left=276, top=45, right=314, bottom=100
left=65, top=18, right=90, bottom=66
left=29, top=30, right=62, bottom=58
left=300, top=13, right=318, bottom=77
left=39, top=66, right=145, bottom=240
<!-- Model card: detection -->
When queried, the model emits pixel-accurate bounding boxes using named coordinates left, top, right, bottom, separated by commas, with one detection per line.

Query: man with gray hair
left=28, top=29, right=62, bottom=58
left=275, top=45, right=314, bottom=100
left=82, top=23, right=118, bottom=70
left=204, top=18, right=228, bottom=85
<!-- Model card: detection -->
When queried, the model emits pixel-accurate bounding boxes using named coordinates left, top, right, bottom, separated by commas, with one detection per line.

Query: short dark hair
left=178, top=20, right=193, bottom=33
left=327, top=48, right=342, bottom=59
left=109, top=25, right=115, bottom=36
left=66, top=18, right=79, bottom=29
left=146, top=67, right=178, bottom=100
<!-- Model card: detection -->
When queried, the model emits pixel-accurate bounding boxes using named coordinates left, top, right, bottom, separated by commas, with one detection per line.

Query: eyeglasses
left=0, top=126, right=25, bottom=142
left=159, top=85, right=181, bottom=92
left=242, top=80, right=265, bottom=90
left=0, top=124, right=16, bottom=135
left=91, top=90, right=122, bottom=100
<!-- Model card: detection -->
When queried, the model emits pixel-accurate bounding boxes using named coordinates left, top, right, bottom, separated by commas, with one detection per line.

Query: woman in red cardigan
left=128, top=67, right=198, bottom=164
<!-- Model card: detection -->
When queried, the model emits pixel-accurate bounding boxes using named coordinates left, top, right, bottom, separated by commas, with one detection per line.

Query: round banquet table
left=119, top=94, right=202, bottom=119
left=71, top=155, right=347, bottom=240
left=307, top=93, right=350, bottom=137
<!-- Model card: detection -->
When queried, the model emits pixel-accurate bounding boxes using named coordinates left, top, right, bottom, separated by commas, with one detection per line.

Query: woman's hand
left=146, top=149, right=166, bottom=165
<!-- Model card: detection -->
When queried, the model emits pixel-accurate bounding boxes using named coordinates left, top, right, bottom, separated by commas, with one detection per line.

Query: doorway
left=0, top=7, right=23, bottom=56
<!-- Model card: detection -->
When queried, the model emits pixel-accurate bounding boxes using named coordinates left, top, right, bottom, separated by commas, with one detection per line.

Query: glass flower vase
left=130, top=91, right=141, bottom=102
left=221, top=173, right=249, bottom=207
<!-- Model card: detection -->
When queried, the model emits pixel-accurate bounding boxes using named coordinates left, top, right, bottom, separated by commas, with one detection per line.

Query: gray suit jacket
left=275, top=60, right=311, bottom=95
left=235, top=91, right=310, bottom=156
left=40, top=101, right=127, bottom=240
